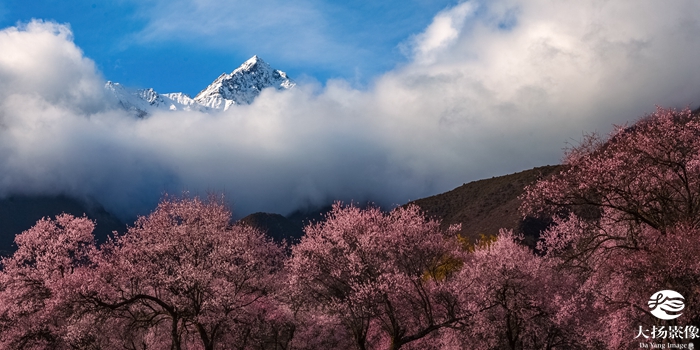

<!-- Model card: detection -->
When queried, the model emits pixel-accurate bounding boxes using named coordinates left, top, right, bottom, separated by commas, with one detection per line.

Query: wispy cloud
left=408, top=2, right=475, bottom=65
left=128, top=0, right=351, bottom=71
left=123, top=0, right=458, bottom=84
left=2, top=0, right=700, bottom=221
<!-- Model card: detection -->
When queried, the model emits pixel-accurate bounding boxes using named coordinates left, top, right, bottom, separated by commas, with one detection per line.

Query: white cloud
left=2, top=0, right=700, bottom=220
left=0, top=21, right=106, bottom=112
left=409, top=2, right=475, bottom=64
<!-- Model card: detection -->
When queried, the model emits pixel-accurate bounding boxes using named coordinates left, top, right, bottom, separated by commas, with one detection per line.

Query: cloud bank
left=2, top=0, right=700, bottom=220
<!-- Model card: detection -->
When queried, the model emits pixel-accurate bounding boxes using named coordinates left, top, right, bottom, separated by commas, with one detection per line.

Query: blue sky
left=1, top=0, right=459, bottom=95
left=1, top=0, right=700, bottom=219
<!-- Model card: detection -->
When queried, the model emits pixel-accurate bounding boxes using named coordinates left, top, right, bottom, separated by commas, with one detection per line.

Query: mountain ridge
left=106, top=56, right=295, bottom=117
left=0, top=166, right=563, bottom=254
left=239, top=166, right=563, bottom=246
left=0, top=195, right=125, bottom=256
left=193, top=55, right=295, bottom=108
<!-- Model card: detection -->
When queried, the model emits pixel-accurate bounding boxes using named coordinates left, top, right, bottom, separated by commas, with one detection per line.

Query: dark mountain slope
left=240, top=166, right=562, bottom=247
left=238, top=212, right=305, bottom=244
left=406, top=165, right=562, bottom=246
left=0, top=195, right=125, bottom=256
left=238, top=204, right=338, bottom=244
left=2, top=166, right=560, bottom=256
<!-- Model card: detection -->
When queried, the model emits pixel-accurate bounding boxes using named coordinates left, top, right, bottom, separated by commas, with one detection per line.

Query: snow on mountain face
left=105, top=56, right=294, bottom=117
left=193, top=55, right=295, bottom=108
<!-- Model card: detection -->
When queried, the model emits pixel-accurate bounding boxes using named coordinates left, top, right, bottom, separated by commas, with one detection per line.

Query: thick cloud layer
left=2, top=0, right=700, bottom=220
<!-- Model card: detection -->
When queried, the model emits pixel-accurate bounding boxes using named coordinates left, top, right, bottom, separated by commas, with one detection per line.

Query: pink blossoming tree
left=523, top=107, right=700, bottom=347
left=0, top=214, right=99, bottom=349
left=287, top=203, right=467, bottom=350
left=80, top=195, right=286, bottom=350
left=446, top=230, right=581, bottom=350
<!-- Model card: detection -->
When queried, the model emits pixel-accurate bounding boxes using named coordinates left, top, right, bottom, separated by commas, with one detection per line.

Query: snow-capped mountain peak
left=105, top=56, right=295, bottom=116
left=238, top=55, right=264, bottom=71
left=193, top=56, right=295, bottom=108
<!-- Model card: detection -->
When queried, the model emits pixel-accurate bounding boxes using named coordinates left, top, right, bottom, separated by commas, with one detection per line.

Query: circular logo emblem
left=648, top=290, right=685, bottom=320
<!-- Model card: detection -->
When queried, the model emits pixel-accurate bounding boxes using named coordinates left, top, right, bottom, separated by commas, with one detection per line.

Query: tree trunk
left=196, top=323, right=215, bottom=350
left=388, top=337, right=402, bottom=350
left=171, top=316, right=182, bottom=350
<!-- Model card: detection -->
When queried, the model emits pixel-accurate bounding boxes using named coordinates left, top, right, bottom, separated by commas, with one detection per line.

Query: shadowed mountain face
left=238, top=212, right=306, bottom=245
left=239, top=166, right=562, bottom=248
left=0, top=166, right=561, bottom=256
left=406, top=165, right=562, bottom=247
left=238, top=204, right=337, bottom=245
left=240, top=202, right=391, bottom=246
left=0, top=196, right=125, bottom=256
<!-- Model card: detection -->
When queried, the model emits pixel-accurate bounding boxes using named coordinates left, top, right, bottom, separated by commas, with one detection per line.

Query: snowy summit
left=194, top=55, right=295, bottom=109
left=106, top=56, right=295, bottom=116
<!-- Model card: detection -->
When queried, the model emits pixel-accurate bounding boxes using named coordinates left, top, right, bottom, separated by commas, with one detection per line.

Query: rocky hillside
left=0, top=166, right=563, bottom=255
left=240, top=165, right=563, bottom=247
left=406, top=165, right=561, bottom=247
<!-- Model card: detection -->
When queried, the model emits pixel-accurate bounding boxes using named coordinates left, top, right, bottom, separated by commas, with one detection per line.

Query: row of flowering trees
left=1, top=107, right=699, bottom=349
left=0, top=195, right=577, bottom=350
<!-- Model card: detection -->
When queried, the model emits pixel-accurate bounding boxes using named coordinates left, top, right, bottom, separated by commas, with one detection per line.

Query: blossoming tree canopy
left=89, top=194, right=286, bottom=350
left=288, top=202, right=466, bottom=350
left=522, top=107, right=700, bottom=347
left=0, top=214, right=98, bottom=348
left=523, top=107, right=700, bottom=232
